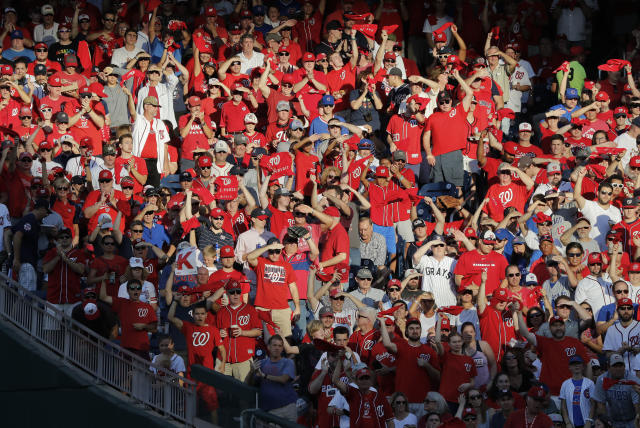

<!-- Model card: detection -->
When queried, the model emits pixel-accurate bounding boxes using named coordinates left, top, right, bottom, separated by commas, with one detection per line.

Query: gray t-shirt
left=542, top=275, right=573, bottom=304
left=349, top=287, right=385, bottom=309
left=537, top=318, right=580, bottom=339
left=103, top=85, right=131, bottom=128
left=593, top=371, right=640, bottom=423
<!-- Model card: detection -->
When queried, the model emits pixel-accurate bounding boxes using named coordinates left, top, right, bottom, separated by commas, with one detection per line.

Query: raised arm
left=573, top=167, right=587, bottom=210
left=378, top=316, right=398, bottom=353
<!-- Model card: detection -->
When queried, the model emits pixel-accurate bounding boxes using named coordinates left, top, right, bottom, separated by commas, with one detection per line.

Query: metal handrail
left=0, top=272, right=196, bottom=425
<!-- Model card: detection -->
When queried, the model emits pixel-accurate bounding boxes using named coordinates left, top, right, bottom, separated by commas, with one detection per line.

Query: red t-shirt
left=82, top=189, right=127, bottom=233
left=319, top=223, right=350, bottom=276
left=454, top=250, right=508, bottom=295
left=483, top=181, right=531, bottom=221
left=536, top=334, right=589, bottom=395
left=181, top=321, right=222, bottom=373
left=327, top=64, right=356, bottom=110
left=114, top=156, right=147, bottom=195
left=70, top=101, right=106, bottom=155
left=387, top=114, right=425, bottom=164
left=253, top=257, right=296, bottom=310
left=513, top=143, right=543, bottom=159
left=268, top=203, right=294, bottom=238
left=479, top=305, right=516, bottom=363
left=439, top=351, right=477, bottom=402
left=426, top=104, right=469, bottom=156
left=393, top=337, right=440, bottom=403
left=215, top=303, right=262, bottom=363
left=177, top=113, right=214, bottom=160
left=112, top=297, right=157, bottom=351
left=220, top=101, right=250, bottom=133
left=202, top=269, right=250, bottom=302
left=52, top=199, right=77, bottom=237
left=90, top=255, right=129, bottom=297
left=294, top=151, right=320, bottom=196
left=43, top=247, right=89, bottom=304
left=504, top=409, right=553, bottom=428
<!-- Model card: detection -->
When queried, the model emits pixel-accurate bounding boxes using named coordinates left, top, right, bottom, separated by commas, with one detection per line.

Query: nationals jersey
left=348, top=328, right=381, bottom=366
left=345, top=383, right=394, bottom=428
left=602, top=320, right=640, bottom=370
left=181, top=321, right=223, bottom=374
left=536, top=334, right=589, bottom=395
left=479, top=305, right=516, bottom=363
left=215, top=303, right=262, bottom=363
left=392, top=337, right=440, bottom=403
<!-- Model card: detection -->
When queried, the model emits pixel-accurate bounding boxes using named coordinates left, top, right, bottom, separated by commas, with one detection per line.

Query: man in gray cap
left=349, top=267, right=385, bottom=309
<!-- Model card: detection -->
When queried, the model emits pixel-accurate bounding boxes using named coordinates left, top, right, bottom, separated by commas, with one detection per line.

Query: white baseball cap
left=129, top=257, right=144, bottom=268
left=518, top=122, right=532, bottom=132
left=244, top=113, right=258, bottom=124
left=214, top=140, right=230, bottom=153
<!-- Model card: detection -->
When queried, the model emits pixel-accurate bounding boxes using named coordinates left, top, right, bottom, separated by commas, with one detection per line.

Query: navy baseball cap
left=320, top=94, right=335, bottom=106
left=358, top=139, right=374, bottom=150
left=565, top=88, right=579, bottom=100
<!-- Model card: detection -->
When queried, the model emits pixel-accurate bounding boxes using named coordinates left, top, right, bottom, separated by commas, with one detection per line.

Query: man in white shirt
left=575, top=252, right=614, bottom=319
left=504, top=44, right=531, bottom=118
left=34, top=4, right=59, bottom=44
left=614, top=117, right=640, bottom=170
left=111, top=28, right=143, bottom=68
left=237, top=34, right=264, bottom=75
left=573, top=168, right=621, bottom=249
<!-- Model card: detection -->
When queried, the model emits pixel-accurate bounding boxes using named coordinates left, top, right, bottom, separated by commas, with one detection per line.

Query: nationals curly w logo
left=564, top=347, right=576, bottom=357
left=221, top=177, right=231, bottom=185
left=238, top=315, right=250, bottom=326
left=269, top=156, right=281, bottom=167
left=498, top=188, right=513, bottom=205
left=192, top=332, right=210, bottom=347
left=137, top=308, right=148, bottom=317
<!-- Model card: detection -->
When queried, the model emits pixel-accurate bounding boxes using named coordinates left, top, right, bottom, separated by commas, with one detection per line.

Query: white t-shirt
left=393, top=413, right=418, bottom=428
left=111, top=46, right=144, bottom=68
left=34, top=23, right=59, bottom=45
left=505, top=64, right=531, bottom=113
left=150, top=352, right=186, bottom=375
left=327, top=390, right=351, bottom=428
left=65, top=155, right=104, bottom=177
left=415, top=255, right=457, bottom=307
left=614, top=132, right=638, bottom=170
left=574, top=274, right=614, bottom=320
left=31, top=160, right=62, bottom=177
left=559, top=377, right=595, bottom=426
left=90, top=164, right=128, bottom=190
left=118, top=280, right=158, bottom=304
left=0, top=203, right=9, bottom=252
left=580, top=199, right=621, bottom=250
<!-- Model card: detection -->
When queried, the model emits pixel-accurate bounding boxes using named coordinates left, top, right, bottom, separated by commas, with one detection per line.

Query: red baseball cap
left=595, top=91, right=609, bottom=102
left=316, top=53, right=327, bottom=60
left=528, top=386, right=546, bottom=399
left=440, top=316, right=451, bottom=331
left=584, top=80, right=595, bottom=90
left=317, top=270, right=334, bottom=282
left=533, top=212, right=552, bottom=224
left=629, top=262, right=640, bottom=272
left=0, top=64, right=13, bottom=75
left=464, top=227, right=477, bottom=239
left=98, top=170, right=113, bottom=181
left=224, top=279, right=242, bottom=291
left=38, top=141, right=53, bottom=150
left=281, top=74, right=295, bottom=85
left=47, top=74, right=62, bottom=87
left=220, top=245, right=234, bottom=258
left=375, top=166, right=391, bottom=178
left=614, top=106, right=629, bottom=117
left=386, top=279, right=402, bottom=289
left=383, top=51, right=395, bottom=61
left=618, top=297, right=633, bottom=307
left=549, top=315, right=564, bottom=325
left=89, top=82, right=107, bottom=98
left=492, top=289, right=509, bottom=303
left=19, top=106, right=32, bottom=116
left=302, top=52, right=315, bottom=62
left=188, top=95, right=201, bottom=107
left=210, top=207, right=224, bottom=217
left=587, top=252, right=603, bottom=265
left=197, top=156, right=212, bottom=167
left=278, top=45, right=289, bottom=53
left=34, top=42, right=47, bottom=50
left=79, top=137, right=92, bottom=148
left=433, top=32, right=447, bottom=43
left=205, top=6, right=217, bottom=16
left=120, top=176, right=135, bottom=186
left=503, top=141, right=518, bottom=156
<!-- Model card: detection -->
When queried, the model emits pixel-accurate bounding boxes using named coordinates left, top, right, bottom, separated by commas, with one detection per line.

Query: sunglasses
left=507, top=273, right=521, bottom=277
left=200, top=166, right=211, bottom=170
left=469, top=395, right=482, bottom=400
left=557, top=304, right=572, bottom=309
left=567, top=252, right=582, bottom=257
left=20, top=116, right=32, bottom=119
left=326, top=175, right=338, bottom=180
left=615, top=289, right=629, bottom=294
left=122, top=186, right=134, bottom=190
left=388, top=287, right=400, bottom=292
left=600, top=191, right=612, bottom=195
left=612, top=183, right=624, bottom=188
left=131, top=229, right=143, bottom=233
left=294, top=211, right=306, bottom=217
left=20, top=158, right=33, bottom=163
left=128, top=286, right=142, bottom=290
left=103, top=241, right=116, bottom=246
left=104, top=17, right=116, bottom=22
left=268, top=249, right=281, bottom=254
left=40, top=148, right=52, bottom=152
left=619, top=306, right=634, bottom=311
left=278, top=52, right=290, bottom=56
left=80, top=94, right=92, bottom=99
left=228, top=289, right=242, bottom=295
left=41, top=108, right=52, bottom=113
left=331, top=296, right=345, bottom=301
left=99, top=179, right=112, bottom=184
left=432, top=243, right=445, bottom=248
left=438, top=99, right=451, bottom=105
left=394, top=400, right=407, bottom=405
left=384, top=59, right=395, bottom=63
left=529, top=312, right=543, bottom=317
left=463, top=416, right=478, bottom=421
left=213, top=216, right=224, bottom=221
left=147, top=70, right=160, bottom=75
left=35, top=48, right=47, bottom=52
left=57, top=186, right=69, bottom=191
left=577, top=226, right=590, bottom=230
left=282, top=83, right=293, bottom=88
left=58, top=29, right=71, bottom=33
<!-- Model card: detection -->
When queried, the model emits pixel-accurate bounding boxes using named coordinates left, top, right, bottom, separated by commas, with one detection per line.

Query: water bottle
left=215, top=243, right=220, bottom=263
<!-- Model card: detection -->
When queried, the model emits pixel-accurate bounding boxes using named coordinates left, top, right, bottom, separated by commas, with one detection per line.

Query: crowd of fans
left=2, top=0, right=640, bottom=427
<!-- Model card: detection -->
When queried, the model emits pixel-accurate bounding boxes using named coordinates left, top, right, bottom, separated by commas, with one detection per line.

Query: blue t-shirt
left=571, top=378, right=585, bottom=426
left=596, top=302, right=639, bottom=322
left=258, top=357, right=297, bottom=411
left=143, top=223, right=171, bottom=249
left=2, top=48, right=36, bottom=62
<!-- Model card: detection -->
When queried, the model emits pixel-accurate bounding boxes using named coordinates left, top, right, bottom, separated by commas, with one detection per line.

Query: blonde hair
left=306, top=320, right=324, bottom=337
left=202, top=245, right=217, bottom=259
left=320, top=166, right=341, bottom=185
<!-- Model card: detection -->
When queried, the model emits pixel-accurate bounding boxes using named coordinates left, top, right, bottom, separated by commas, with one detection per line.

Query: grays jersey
left=415, top=255, right=457, bottom=307
left=593, top=371, right=640, bottom=425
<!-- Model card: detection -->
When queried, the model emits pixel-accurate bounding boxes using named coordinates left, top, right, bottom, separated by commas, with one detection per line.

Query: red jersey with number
left=348, top=328, right=380, bottom=366
left=439, top=351, right=477, bottom=402
left=243, top=131, right=267, bottom=148
left=215, top=303, right=262, bottom=363
left=483, top=181, right=531, bottom=221
left=311, top=368, right=349, bottom=428
left=253, top=257, right=296, bottom=310
left=479, top=306, right=516, bottom=363
left=536, top=334, right=588, bottom=395
left=345, top=384, right=394, bottom=428
left=370, top=341, right=397, bottom=397
left=181, top=321, right=222, bottom=372
left=393, top=337, right=440, bottom=403
left=43, top=247, right=89, bottom=304
left=612, top=219, right=640, bottom=255
left=425, top=104, right=469, bottom=156
left=386, top=114, right=425, bottom=164
left=114, top=156, right=147, bottom=194
left=112, top=297, right=157, bottom=351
